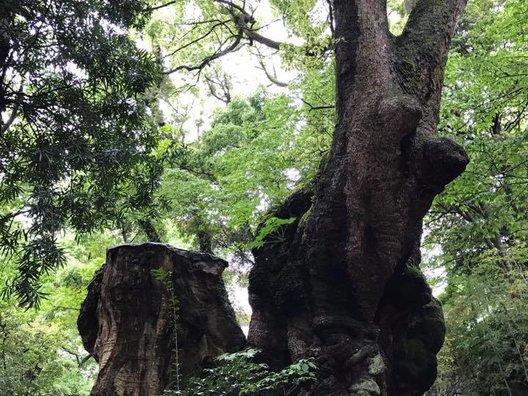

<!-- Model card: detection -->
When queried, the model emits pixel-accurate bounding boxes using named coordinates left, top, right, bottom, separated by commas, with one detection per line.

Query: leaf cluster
left=165, top=348, right=317, bottom=396
left=0, top=230, right=109, bottom=395
left=156, top=92, right=326, bottom=257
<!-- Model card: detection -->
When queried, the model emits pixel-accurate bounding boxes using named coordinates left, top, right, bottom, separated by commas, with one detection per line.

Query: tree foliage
left=0, top=0, right=162, bottom=306
left=0, top=230, right=113, bottom=395
left=0, top=0, right=527, bottom=394
left=425, top=0, right=528, bottom=393
left=156, top=92, right=328, bottom=256
left=164, top=348, right=317, bottom=396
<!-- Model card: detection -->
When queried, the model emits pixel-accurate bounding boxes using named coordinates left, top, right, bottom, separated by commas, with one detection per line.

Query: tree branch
left=163, top=31, right=244, bottom=74
left=60, top=346, right=92, bottom=367
left=397, top=0, right=468, bottom=100
left=302, top=99, right=334, bottom=112
left=215, top=0, right=283, bottom=50
left=162, top=20, right=231, bottom=60
left=144, top=1, right=177, bottom=13
left=333, top=0, right=392, bottom=117
left=239, top=25, right=282, bottom=50
left=0, top=90, right=23, bottom=135
left=162, top=0, right=330, bottom=76
left=255, top=49, right=288, bottom=87
left=402, top=0, right=467, bottom=43
left=204, top=69, right=232, bottom=103
left=326, top=0, right=335, bottom=36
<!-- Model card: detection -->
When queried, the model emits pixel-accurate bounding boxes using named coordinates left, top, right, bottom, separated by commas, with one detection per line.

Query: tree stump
left=78, top=243, right=245, bottom=396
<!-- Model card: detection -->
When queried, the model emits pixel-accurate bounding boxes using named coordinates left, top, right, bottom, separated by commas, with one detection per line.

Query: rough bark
left=78, top=243, right=245, bottom=396
left=248, top=1, right=468, bottom=395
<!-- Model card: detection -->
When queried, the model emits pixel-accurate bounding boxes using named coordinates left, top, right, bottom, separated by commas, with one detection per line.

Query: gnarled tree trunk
left=247, top=1, right=468, bottom=395
left=78, top=243, right=245, bottom=396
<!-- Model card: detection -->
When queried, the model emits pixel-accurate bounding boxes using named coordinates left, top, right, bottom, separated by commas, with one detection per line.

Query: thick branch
left=402, top=0, right=467, bottom=48
left=144, top=1, right=177, bottom=13
left=333, top=0, right=392, bottom=118
left=397, top=0, right=468, bottom=103
left=0, top=15, right=11, bottom=124
left=333, top=0, right=391, bottom=62
left=0, top=85, right=23, bottom=135
left=240, top=25, right=281, bottom=50
left=216, top=0, right=282, bottom=50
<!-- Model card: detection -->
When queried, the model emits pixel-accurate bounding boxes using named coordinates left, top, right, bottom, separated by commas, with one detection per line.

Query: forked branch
left=163, top=30, right=244, bottom=74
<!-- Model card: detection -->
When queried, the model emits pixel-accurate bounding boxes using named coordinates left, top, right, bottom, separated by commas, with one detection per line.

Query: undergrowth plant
left=164, top=348, right=317, bottom=396
left=152, top=267, right=181, bottom=391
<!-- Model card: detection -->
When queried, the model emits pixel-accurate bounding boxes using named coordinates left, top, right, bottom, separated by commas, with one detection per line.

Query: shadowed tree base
left=248, top=188, right=447, bottom=395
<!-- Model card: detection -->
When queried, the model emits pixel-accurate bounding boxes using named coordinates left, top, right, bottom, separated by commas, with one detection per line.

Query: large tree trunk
left=248, top=1, right=468, bottom=395
left=78, top=243, right=245, bottom=396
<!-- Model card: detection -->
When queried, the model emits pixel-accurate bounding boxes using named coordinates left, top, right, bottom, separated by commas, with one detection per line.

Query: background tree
left=424, top=0, right=528, bottom=393
left=156, top=92, right=326, bottom=256
left=0, top=0, right=162, bottom=306
left=0, top=229, right=117, bottom=395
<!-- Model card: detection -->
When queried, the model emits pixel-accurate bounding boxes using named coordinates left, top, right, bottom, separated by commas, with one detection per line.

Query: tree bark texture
left=248, top=1, right=469, bottom=395
left=78, top=243, right=245, bottom=396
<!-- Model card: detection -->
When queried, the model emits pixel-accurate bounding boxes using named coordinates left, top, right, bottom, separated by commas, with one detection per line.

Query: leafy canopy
left=0, top=0, right=162, bottom=306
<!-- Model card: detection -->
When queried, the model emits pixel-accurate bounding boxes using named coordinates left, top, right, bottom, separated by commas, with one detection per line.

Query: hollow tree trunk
left=248, top=1, right=468, bottom=395
left=78, top=243, right=245, bottom=396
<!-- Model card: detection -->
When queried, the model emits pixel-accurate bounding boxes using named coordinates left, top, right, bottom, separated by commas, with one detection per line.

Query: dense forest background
left=0, top=0, right=527, bottom=394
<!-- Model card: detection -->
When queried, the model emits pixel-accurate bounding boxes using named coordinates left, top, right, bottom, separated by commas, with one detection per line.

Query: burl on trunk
left=248, top=0, right=468, bottom=395
left=78, top=243, right=245, bottom=396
